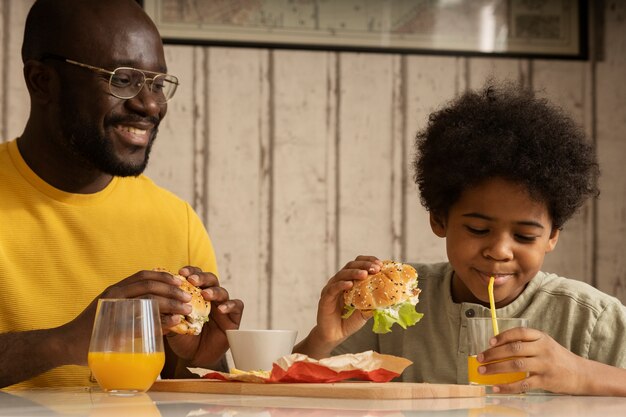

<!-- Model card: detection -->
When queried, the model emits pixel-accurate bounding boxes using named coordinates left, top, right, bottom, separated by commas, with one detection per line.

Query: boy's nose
left=482, top=236, right=514, bottom=261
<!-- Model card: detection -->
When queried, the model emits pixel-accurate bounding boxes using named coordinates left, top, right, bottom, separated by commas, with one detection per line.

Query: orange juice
left=467, top=355, right=527, bottom=385
left=88, top=351, right=165, bottom=392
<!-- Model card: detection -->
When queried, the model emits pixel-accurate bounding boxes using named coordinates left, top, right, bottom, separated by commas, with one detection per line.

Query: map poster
left=142, top=0, right=586, bottom=59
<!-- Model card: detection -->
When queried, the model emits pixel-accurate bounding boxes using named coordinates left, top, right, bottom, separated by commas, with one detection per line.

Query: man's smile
left=114, top=124, right=152, bottom=147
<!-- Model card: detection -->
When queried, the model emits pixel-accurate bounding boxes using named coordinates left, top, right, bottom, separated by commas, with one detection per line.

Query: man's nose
left=126, top=82, right=165, bottom=118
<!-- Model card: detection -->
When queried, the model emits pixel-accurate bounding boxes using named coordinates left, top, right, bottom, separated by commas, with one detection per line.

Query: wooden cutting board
left=150, top=379, right=485, bottom=399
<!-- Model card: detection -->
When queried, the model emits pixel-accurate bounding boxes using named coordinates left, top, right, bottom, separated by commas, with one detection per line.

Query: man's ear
left=429, top=212, right=447, bottom=237
left=545, top=227, right=560, bottom=253
left=23, top=60, right=57, bottom=104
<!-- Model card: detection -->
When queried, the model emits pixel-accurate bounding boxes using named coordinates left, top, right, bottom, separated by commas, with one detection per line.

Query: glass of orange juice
left=88, top=299, right=165, bottom=395
left=467, top=317, right=528, bottom=387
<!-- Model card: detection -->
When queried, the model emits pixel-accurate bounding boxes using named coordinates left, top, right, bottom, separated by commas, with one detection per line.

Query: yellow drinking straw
left=488, top=276, right=500, bottom=336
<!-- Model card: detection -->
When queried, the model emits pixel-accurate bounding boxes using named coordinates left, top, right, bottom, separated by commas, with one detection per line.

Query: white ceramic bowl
left=226, top=329, right=297, bottom=371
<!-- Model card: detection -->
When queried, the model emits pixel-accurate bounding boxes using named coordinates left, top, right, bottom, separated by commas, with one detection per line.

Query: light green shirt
left=333, top=262, right=626, bottom=384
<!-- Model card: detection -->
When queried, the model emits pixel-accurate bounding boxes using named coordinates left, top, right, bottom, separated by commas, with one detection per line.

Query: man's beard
left=58, top=103, right=158, bottom=177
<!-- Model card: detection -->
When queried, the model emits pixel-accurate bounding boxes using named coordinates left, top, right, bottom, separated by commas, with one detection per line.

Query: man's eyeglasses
left=41, top=54, right=179, bottom=104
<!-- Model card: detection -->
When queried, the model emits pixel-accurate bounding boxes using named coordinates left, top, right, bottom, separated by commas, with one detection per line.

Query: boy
left=294, top=82, right=626, bottom=396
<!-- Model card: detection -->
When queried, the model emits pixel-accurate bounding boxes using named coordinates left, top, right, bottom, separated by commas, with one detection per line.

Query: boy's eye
left=466, top=226, right=488, bottom=235
left=515, top=234, right=537, bottom=243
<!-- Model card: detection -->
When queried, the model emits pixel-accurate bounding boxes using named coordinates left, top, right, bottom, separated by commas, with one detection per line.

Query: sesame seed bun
left=155, top=268, right=211, bottom=335
left=343, top=260, right=420, bottom=311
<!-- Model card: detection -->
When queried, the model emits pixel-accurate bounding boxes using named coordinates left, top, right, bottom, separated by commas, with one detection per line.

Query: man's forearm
left=0, top=329, right=68, bottom=388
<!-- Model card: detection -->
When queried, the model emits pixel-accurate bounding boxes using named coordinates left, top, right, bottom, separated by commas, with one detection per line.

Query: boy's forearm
left=579, top=359, right=626, bottom=396
left=292, top=327, right=338, bottom=360
left=0, top=329, right=68, bottom=388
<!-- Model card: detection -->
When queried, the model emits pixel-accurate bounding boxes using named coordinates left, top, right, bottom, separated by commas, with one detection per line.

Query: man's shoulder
left=0, top=141, right=22, bottom=184
left=0, top=141, right=12, bottom=166
left=117, top=175, right=189, bottom=205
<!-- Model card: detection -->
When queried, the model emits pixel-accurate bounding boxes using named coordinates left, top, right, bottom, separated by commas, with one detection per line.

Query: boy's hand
left=477, top=327, right=585, bottom=394
left=316, top=256, right=383, bottom=341
left=293, top=256, right=382, bottom=359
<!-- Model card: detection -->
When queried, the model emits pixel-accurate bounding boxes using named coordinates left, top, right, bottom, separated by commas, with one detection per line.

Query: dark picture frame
left=141, top=0, right=588, bottom=60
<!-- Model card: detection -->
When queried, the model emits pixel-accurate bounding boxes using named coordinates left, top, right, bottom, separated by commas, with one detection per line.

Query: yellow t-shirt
left=0, top=139, right=218, bottom=389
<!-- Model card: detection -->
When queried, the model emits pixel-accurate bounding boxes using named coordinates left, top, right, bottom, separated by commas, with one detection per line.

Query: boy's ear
left=545, top=227, right=560, bottom=253
left=429, top=212, right=447, bottom=237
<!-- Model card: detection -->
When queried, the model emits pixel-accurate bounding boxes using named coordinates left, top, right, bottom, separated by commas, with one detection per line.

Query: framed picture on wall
left=141, top=0, right=587, bottom=60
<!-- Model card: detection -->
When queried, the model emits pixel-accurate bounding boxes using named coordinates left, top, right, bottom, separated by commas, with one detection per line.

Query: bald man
left=0, top=0, right=243, bottom=389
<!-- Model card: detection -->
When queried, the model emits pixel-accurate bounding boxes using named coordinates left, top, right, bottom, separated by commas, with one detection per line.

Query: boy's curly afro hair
left=413, top=82, right=599, bottom=230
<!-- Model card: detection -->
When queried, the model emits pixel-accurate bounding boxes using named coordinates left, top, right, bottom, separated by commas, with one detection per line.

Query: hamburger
left=342, top=260, right=423, bottom=334
left=155, top=268, right=211, bottom=335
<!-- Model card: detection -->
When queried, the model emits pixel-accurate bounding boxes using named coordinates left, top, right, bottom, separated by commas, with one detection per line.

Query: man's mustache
left=105, top=115, right=161, bottom=128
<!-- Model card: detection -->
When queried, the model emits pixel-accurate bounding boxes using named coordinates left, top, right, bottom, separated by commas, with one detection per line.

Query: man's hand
left=163, top=266, right=243, bottom=367
left=62, top=267, right=243, bottom=368
left=61, top=268, right=196, bottom=365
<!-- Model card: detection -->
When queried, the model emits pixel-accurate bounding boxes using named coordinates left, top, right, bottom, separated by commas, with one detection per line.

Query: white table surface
left=1, top=387, right=625, bottom=417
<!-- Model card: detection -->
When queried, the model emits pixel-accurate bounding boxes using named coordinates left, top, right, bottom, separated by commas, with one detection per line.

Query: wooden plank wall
left=1, top=1, right=624, bottom=340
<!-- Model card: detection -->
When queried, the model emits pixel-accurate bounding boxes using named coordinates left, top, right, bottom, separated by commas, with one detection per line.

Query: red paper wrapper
left=268, top=360, right=401, bottom=383
left=190, top=350, right=412, bottom=383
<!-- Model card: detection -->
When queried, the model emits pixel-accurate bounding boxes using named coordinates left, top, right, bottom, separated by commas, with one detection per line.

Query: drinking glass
left=467, top=317, right=528, bottom=386
left=88, top=299, right=165, bottom=395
